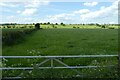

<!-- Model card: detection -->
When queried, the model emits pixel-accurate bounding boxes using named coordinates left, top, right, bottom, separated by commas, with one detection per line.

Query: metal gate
left=0, top=55, right=118, bottom=79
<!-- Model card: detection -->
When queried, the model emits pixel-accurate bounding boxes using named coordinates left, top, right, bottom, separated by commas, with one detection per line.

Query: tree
left=43, top=23, right=47, bottom=25
left=35, top=23, right=40, bottom=29
left=60, top=22, right=65, bottom=26
left=47, top=22, right=50, bottom=25
left=55, top=23, right=58, bottom=25
left=60, top=22, right=64, bottom=25
left=101, top=25, right=105, bottom=28
left=96, top=23, right=101, bottom=27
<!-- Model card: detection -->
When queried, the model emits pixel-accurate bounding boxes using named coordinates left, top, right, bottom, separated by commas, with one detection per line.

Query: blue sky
left=0, top=0, right=118, bottom=24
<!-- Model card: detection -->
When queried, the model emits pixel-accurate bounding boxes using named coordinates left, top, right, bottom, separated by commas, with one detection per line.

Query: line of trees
left=1, top=23, right=119, bottom=26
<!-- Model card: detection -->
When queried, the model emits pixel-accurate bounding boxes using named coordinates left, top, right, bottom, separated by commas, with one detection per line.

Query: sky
left=0, top=0, right=119, bottom=24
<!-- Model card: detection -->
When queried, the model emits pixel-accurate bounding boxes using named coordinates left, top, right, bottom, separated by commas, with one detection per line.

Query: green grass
left=3, top=29, right=118, bottom=56
left=2, top=28, right=119, bottom=78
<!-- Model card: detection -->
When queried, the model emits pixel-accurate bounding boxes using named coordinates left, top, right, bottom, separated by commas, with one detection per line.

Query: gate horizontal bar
left=0, top=65, right=114, bottom=70
left=3, top=77, right=22, bottom=79
left=0, top=55, right=118, bottom=58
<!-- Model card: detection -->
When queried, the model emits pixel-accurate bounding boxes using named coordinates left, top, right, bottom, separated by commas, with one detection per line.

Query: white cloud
left=74, top=9, right=90, bottom=14
left=0, top=2, right=18, bottom=7
left=17, top=10, right=21, bottom=14
left=43, top=1, right=118, bottom=24
left=81, top=1, right=118, bottom=21
left=45, top=13, right=75, bottom=23
left=100, top=6, right=105, bottom=10
left=17, top=0, right=50, bottom=16
left=0, top=3, right=7, bottom=6
left=1, top=1, right=118, bottom=24
left=109, top=21, right=115, bottom=24
left=83, top=2, right=98, bottom=7
left=8, top=16, right=14, bottom=19
left=5, top=16, right=35, bottom=23
left=24, top=0, right=50, bottom=8
left=21, top=8, right=37, bottom=16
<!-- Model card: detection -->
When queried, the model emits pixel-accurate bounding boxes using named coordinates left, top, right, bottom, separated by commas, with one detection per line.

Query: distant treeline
left=0, top=22, right=65, bottom=26
left=0, top=22, right=119, bottom=26
left=0, top=22, right=118, bottom=29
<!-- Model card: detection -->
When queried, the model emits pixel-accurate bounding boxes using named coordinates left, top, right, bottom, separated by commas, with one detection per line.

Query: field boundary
left=0, top=55, right=118, bottom=79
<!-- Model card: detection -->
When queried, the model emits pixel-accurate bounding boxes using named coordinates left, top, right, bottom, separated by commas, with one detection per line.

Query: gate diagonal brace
left=54, top=59, right=87, bottom=77
left=35, top=59, right=50, bottom=68
left=33, top=58, right=87, bottom=77
left=34, top=58, right=55, bottom=69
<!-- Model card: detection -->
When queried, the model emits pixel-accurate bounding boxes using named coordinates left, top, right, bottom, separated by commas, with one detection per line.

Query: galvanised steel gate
left=0, top=55, right=118, bottom=79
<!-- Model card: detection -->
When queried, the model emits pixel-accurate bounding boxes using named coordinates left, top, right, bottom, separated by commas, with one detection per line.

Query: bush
left=96, top=23, right=101, bottom=27
left=109, top=27, right=115, bottom=29
left=29, top=26, right=32, bottom=28
left=73, top=26, right=76, bottom=28
left=52, top=24, right=55, bottom=28
left=2, top=29, right=36, bottom=46
left=60, top=22, right=65, bottom=26
left=35, top=23, right=40, bottom=29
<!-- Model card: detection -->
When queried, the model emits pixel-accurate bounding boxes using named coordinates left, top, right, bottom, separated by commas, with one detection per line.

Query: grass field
left=2, top=27, right=119, bottom=78
left=3, top=29, right=118, bottom=56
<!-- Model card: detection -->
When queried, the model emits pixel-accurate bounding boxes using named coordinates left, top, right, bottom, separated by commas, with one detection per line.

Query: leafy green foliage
left=2, top=29, right=36, bottom=46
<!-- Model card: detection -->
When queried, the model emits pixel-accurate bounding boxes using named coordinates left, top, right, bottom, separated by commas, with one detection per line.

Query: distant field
left=2, top=28, right=118, bottom=78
